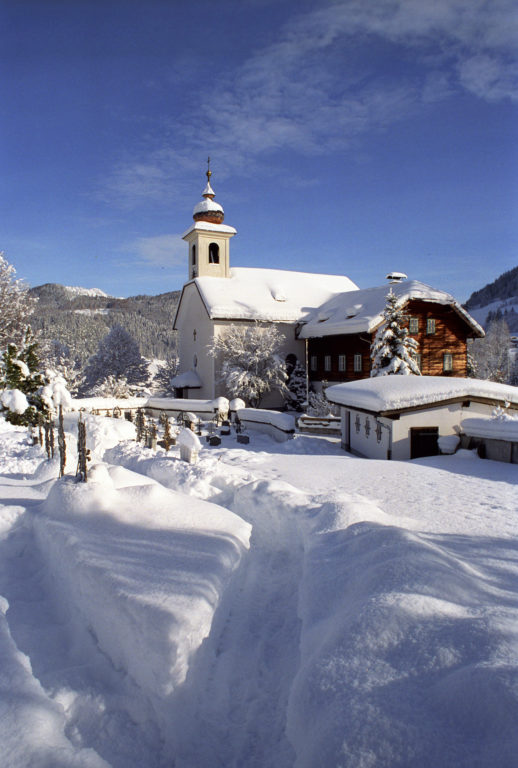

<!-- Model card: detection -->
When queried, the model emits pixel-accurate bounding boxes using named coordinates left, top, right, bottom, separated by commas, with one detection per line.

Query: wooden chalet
left=297, top=279, right=484, bottom=385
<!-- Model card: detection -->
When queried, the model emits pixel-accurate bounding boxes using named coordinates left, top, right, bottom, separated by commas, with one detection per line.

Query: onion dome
left=193, top=163, right=225, bottom=224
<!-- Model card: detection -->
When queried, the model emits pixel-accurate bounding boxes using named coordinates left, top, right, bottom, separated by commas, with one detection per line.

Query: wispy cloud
left=123, top=234, right=185, bottom=268
left=100, top=0, right=517, bottom=207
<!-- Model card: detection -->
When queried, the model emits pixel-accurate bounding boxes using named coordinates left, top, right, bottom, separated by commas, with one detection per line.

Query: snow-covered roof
left=170, top=369, right=202, bottom=388
left=182, top=221, right=237, bottom=238
left=189, top=267, right=359, bottom=323
left=325, top=376, right=518, bottom=414
left=298, top=280, right=484, bottom=338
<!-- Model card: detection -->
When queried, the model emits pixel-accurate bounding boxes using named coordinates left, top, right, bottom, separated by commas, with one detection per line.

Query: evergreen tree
left=209, top=322, right=288, bottom=407
left=370, top=290, right=421, bottom=377
left=83, top=325, right=148, bottom=393
left=286, top=359, right=307, bottom=411
left=0, top=327, right=49, bottom=425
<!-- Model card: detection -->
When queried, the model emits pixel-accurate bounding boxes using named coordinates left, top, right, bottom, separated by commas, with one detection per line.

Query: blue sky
left=1, top=0, right=517, bottom=302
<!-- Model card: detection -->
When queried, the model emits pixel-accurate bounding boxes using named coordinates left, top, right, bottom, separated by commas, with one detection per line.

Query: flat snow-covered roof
left=193, top=267, right=358, bottom=322
left=326, top=376, right=518, bottom=413
left=298, top=280, right=483, bottom=338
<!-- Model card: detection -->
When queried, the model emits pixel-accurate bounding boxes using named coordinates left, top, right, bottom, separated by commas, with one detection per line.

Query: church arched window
left=208, top=243, right=220, bottom=264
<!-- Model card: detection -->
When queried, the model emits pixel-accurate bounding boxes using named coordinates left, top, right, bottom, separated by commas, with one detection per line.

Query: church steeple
left=183, top=162, right=236, bottom=280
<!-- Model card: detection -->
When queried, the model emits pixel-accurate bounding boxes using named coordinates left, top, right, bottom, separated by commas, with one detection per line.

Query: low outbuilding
left=325, top=376, right=518, bottom=460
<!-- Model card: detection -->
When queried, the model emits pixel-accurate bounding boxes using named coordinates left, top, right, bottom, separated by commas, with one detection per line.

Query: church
left=172, top=170, right=484, bottom=405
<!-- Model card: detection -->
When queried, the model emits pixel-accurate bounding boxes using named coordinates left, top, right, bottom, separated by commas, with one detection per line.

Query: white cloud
left=100, top=0, right=518, bottom=207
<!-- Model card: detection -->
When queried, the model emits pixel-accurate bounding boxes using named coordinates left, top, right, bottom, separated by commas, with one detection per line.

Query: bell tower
left=182, top=160, right=236, bottom=280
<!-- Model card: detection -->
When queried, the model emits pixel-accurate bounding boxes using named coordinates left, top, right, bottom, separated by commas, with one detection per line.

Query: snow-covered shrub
left=91, top=375, right=132, bottom=399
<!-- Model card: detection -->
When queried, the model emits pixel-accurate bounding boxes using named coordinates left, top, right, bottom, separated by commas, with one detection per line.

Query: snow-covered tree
left=83, top=325, right=148, bottom=393
left=209, top=322, right=288, bottom=407
left=43, top=339, right=84, bottom=396
left=370, top=291, right=421, bottom=377
left=0, top=327, right=49, bottom=425
left=286, top=359, right=307, bottom=411
left=0, top=252, right=37, bottom=350
left=469, top=319, right=510, bottom=383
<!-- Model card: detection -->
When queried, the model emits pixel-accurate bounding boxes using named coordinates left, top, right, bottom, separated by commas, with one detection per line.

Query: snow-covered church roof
left=188, top=267, right=359, bottom=323
left=298, top=279, right=484, bottom=338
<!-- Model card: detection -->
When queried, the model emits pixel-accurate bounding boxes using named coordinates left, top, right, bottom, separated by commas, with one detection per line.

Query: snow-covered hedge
left=236, top=408, right=296, bottom=442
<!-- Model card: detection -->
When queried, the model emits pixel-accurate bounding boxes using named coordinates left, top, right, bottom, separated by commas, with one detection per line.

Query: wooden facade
left=306, top=299, right=473, bottom=383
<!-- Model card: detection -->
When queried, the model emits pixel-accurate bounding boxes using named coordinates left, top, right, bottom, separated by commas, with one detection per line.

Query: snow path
left=173, top=479, right=307, bottom=768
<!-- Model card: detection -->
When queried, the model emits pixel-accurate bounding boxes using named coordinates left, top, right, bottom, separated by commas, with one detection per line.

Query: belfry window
left=209, top=243, right=220, bottom=264
left=191, top=245, right=196, bottom=266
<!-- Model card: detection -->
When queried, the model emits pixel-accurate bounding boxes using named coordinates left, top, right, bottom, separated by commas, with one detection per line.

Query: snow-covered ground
left=1, top=414, right=517, bottom=767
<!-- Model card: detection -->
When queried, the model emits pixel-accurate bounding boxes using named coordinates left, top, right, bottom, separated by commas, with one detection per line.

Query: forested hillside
left=464, top=266, right=518, bottom=333
left=465, top=266, right=518, bottom=309
left=29, top=284, right=180, bottom=365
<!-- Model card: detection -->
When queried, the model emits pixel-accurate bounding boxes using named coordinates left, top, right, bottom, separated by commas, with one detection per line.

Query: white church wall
left=175, top=284, right=216, bottom=400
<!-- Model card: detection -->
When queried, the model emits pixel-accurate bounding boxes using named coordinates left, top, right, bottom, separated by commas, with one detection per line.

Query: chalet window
left=409, top=317, right=419, bottom=334
left=324, top=355, right=332, bottom=372
left=354, top=354, right=362, bottom=372
left=208, top=243, right=220, bottom=264
left=310, top=355, right=318, bottom=372
left=415, top=353, right=422, bottom=371
left=443, top=353, right=453, bottom=372
left=426, top=318, right=436, bottom=335
left=338, top=354, right=346, bottom=372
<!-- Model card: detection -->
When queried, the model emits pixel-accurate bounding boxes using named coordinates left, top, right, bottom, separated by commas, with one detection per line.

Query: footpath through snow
left=0, top=415, right=518, bottom=767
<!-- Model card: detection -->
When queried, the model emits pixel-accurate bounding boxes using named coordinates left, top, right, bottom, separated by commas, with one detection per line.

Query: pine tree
left=370, top=290, right=421, bottom=377
left=208, top=322, right=288, bottom=407
left=0, top=328, right=49, bottom=425
left=286, top=360, right=307, bottom=411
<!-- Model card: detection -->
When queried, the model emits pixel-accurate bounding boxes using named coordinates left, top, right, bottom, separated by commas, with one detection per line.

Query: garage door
left=410, top=426, right=439, bottom=459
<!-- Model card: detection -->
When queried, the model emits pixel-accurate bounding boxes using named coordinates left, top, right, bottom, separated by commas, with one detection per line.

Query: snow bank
left=288, top=493, right=518, bottom=767
left=0, top=596, right=110, bottom=768
left=62, top=412, right=136, bottom=459
left=32, top=469, right=251, bottom=746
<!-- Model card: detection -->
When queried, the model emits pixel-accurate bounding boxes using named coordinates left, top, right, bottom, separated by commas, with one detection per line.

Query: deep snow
left=0, top=414, right=517, bottom=767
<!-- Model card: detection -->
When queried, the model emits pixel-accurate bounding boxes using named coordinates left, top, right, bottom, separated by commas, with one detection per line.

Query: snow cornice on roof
left=182, top=221, right=237, bottom=239
left=326, top=376, right=518, bottom=415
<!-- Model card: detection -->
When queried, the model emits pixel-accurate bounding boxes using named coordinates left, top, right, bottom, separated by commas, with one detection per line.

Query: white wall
left=342, top=400, right=500, bottom=461
left=175, top=284, right=216, bottom=400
